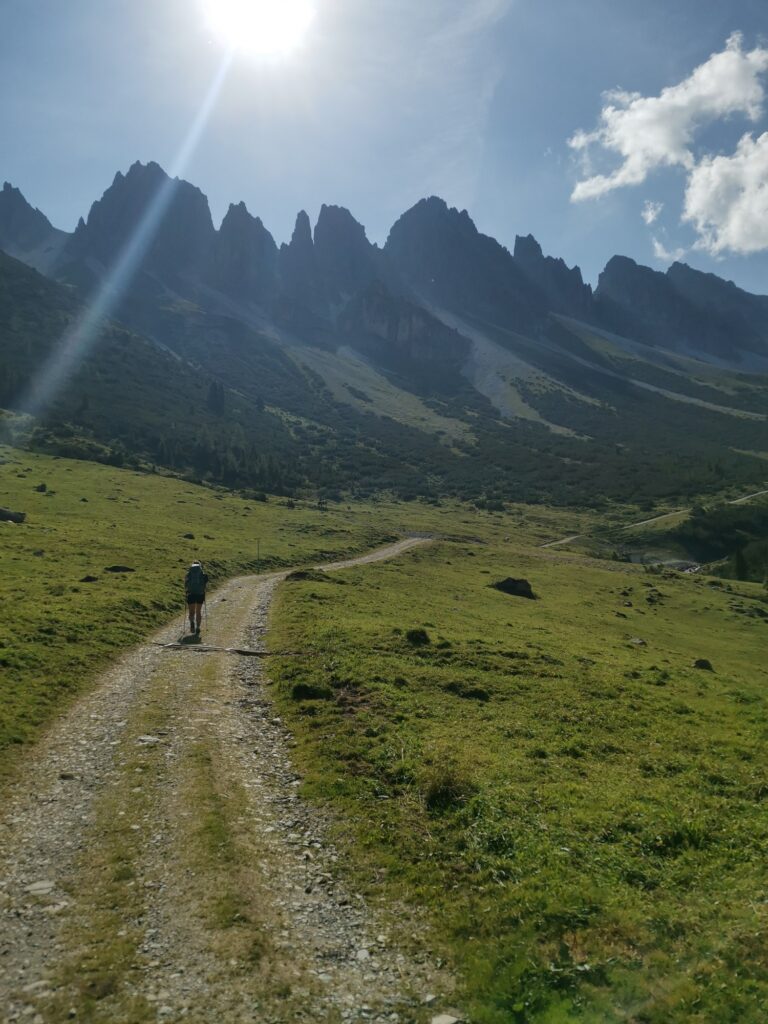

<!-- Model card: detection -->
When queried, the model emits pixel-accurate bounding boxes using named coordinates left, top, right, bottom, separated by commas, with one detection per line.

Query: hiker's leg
left=188, top=602, right=202, bottom=631
left=188, top=599, right=195, bottom=631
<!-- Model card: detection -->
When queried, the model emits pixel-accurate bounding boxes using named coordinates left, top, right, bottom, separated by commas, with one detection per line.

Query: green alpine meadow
left=269, top=533, right=768, bottom=1022
left=0, top=445, right=398, bottom=769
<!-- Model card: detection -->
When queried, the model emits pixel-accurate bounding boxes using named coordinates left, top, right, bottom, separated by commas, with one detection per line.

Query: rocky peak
left=386, top=197, right=479, bottom=257
left=290, top=209, right=314, bottom=251
left=513, top=233, right=592, bottom=317
left=666, top=261, right=768, bottom=354
left=384, top=197, right=542, bottom=333
left=218, top=202, right=276, bottom=259
left=594, top=254, right=764, bottom=361
left=597, top=255, right=667, bottom=306
left=69, top=160, right=215, bottom=279
left=667, top=261, right=747, bottom=304
left=212, top=202, right=277, bottom=303
left=278, top=210, right=320, bottom=304
left=0, top=182, right=59, bottom=254
left=595, top=255, right=672, bottom=327
left=513, top=233, right=544, bottom=264
left=313, top=204, right=376, bottom=297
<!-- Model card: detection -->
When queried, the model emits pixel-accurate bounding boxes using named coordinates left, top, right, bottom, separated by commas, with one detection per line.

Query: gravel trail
left=0, top=539, right=455, bottom=1024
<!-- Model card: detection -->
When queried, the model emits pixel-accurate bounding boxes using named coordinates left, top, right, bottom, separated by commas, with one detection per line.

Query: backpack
left=185, top=564, right=207, bottom=594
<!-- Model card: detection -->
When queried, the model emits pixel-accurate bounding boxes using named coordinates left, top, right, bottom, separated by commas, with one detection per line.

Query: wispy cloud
left=652, top=235, right=686, bottom=264
left=402, top=0, right=514, bottom=202
left=641, top=199, right=663, bottom=225
left=312, top=0, right=513, bottom=220
left=569, top=33, right=768, bottom=201
left=433, top=0, right=511, bottom=47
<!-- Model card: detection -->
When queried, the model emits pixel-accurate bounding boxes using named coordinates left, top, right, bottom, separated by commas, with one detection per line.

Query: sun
left=201, top=0, right=316, bottom=59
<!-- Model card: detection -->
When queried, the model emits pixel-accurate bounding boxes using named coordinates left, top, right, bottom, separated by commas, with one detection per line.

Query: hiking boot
left=195, top=626, right=200, bottom=635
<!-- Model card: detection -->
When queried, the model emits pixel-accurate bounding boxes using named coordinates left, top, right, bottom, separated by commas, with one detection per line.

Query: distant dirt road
left=538, top=486, right=768, bottom=549
left=0, top=538, right=454, bottom=1024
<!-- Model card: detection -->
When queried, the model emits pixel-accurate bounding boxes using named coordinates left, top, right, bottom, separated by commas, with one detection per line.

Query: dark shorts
left=186, top=593, right=205, bottom=605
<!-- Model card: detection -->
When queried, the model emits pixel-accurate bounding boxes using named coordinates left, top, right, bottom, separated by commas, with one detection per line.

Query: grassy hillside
left=0, top=445, right=589, bottom=781
left=269, top=530, right=768, bottom=1022
left=5, top=247, right=768, bottom=507
left=0, top=251, right=307, bottom=491
left=0, top=446, right=395, bottom=776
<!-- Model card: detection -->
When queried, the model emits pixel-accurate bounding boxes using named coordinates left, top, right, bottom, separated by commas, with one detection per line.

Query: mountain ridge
left=3, top=161, right=768, bottom=371
left=1, top=160, right=767, bottom=506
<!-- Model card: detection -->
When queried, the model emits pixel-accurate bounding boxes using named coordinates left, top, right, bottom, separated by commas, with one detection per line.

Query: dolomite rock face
left=213, top=201, right=277, bottom=303
left=514, top=232, right=593, bottom=318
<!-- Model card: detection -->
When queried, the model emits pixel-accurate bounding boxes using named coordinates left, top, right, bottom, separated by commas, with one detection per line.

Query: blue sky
left=2, top=0, right=767, bottom=292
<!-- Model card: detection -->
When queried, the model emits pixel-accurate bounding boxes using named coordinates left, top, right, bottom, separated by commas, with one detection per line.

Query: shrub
left=421, top=759, right=477, bottom=813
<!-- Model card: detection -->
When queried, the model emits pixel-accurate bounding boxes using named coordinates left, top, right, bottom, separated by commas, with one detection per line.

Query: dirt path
left=0, top=539, right=455, bottom=1024
left=538, top=533, right=581, bottom=550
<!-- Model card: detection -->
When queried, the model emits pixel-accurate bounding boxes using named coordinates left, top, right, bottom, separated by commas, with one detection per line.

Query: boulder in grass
left=104, top=565, right=135, bottom=573
left=491, top=577, right=536, bottom=600
left=0, top=507, right=26, bottom=524
left=693, top=658, right=714, bottom=671
left=406, top=628, right=431, bottom=646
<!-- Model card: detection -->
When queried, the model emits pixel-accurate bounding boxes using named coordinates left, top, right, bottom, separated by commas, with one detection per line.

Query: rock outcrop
left=0, top=507, right=26, bottom=524
left=666, top=261, right=768, bottom=361
left=212, top=201, right=277, bottom=304
left=513, top=233, right=593, bottom=318
left=278, top=210, right=321, bottom=308
left=595, top=255, right=768, bottom=364
left=313, top=204, right=376, bottom=301
left=384, top=196, right=542, bottom=334
left=491, top=577, right=536, bottom=599
left=0, top=182, right=67, bottom=273
left=66, top=161, right=216, bottom=284
left=341, top=278, right=469, bottom=372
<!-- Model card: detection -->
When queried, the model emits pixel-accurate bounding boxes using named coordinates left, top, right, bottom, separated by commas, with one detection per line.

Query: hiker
left=184, top=560, right=209, bottom=635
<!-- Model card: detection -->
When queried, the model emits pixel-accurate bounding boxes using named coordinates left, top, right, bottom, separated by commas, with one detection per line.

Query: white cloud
left=652, top=236, right=686, bottom=263
left=569, top=33, right=768, bottom=201
left=642, top=200, right=663, bottom=224
left=683, top=131, right=768, bottom=254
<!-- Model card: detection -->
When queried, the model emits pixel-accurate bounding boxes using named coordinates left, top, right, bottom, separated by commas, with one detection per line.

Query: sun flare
left=201, top=0, right=316, bottom=59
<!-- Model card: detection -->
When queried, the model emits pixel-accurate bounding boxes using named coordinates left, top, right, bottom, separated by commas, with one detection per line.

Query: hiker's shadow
left=178, top=633, right=203, bottom=646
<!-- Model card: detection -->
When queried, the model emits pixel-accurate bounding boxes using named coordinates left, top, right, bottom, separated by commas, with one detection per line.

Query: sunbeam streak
left=11, top=53, right=233, bottom=426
